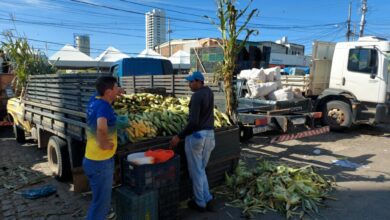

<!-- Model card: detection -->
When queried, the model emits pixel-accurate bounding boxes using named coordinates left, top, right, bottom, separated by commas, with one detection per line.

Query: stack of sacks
left=238, top=67, right=283, bottom=99
left=263, top=67, right=283, bottom=89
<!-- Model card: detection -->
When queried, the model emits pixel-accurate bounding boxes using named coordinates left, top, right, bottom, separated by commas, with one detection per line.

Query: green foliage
left=1, top=33, right=56, bottom=90
left=206, top=0, right=258, bottom=122
left=216, top=160, right=335, bottom=219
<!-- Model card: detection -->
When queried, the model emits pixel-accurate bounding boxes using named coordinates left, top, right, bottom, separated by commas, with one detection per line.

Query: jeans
left=82, top=157, right=114, bottom=220
left=185, top=129, right=216, bottom=208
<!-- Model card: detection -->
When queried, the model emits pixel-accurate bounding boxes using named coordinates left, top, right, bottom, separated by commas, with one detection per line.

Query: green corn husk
left=215, top=160, right=335, bottom=219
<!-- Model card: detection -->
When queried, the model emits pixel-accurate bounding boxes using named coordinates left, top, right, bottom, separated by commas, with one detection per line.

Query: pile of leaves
left=216, top=160, right=335, bottom=219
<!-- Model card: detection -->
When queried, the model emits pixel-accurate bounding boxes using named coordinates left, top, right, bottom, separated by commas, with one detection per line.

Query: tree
left=1, top=32, right=56, bottom=94
left=207, top=0, right=258, bottom=122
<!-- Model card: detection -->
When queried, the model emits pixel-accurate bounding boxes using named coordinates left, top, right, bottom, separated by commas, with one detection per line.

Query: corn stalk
left=1, top=32, right=56, bottom=95
left=206, top=0, right=258, bottom=122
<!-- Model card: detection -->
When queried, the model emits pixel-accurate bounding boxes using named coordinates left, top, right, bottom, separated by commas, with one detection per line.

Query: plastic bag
left=116, top=115, right=129, bottom=129
left=117, top=129, right=129, bottom=146
left=145, top=149, right=174, bottom=163
left=21, top=184, right=56, bottom=199
left=127, top=152, right=155, bottom=165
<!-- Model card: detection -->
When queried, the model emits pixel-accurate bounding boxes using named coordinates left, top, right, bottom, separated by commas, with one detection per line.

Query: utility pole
left=167, top=19, right=172, bottom=57
left=353, top=24, right=357, bottom=41
left=346, top=1, right=352, bottom=41
left=359, top=0, right=367, bottom=37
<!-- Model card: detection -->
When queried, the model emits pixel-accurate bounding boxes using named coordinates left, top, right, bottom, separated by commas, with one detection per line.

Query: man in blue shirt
left=83, top=76, right=122, bottom=220
left=170, top=71, right=216, bottom=212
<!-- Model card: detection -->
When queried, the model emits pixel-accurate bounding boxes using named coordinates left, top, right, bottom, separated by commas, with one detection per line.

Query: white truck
left=284, top=36, right=390, bottom=130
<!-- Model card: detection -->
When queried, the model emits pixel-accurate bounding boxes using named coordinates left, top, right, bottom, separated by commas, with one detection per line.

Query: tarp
left=283, top=66, right=310, bottom=75
left=137, top=49, right=167, bottom=59
left=48, top=44, right=112, bottom=69
left=49, top=44, right=93, bottom=61
left=95, top=46, right=130, bottom=62
left=169, top=50, right=190, bottom=69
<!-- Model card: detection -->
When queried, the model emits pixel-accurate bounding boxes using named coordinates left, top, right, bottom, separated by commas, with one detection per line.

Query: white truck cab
left=317, top=36, right=390, bottom=130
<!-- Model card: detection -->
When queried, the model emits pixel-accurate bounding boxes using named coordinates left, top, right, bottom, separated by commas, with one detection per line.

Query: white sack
left=238, top=68, right=266, bottom=82
left=247, top=80, right=278, bottom=98
left=268, top=87, right=294, bottom=101
left=293, top=88, right=305, bottom=99
left=250, top=68, right=266, bottom=82
left=264, top=66, right=282, bottom=88
left=238, top=69, right=252, bottom=80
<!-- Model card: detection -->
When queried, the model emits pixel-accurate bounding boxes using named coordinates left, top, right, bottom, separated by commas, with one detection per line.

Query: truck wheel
left=322, top=100, right=352, bottom=131
left=47, top=136, right=71, bottom=181
left=13, top=124, right=25, bottom=143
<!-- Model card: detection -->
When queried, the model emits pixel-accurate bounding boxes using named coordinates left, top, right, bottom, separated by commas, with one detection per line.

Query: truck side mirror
left=370, top=66, right=377, bottom=79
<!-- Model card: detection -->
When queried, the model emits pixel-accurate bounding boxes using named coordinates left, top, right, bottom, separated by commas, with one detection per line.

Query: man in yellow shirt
left=83, top=76, right=121, bottom=220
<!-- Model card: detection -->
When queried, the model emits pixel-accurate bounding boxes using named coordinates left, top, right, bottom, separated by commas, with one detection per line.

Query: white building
left=145, top=9, right=166, bottom=50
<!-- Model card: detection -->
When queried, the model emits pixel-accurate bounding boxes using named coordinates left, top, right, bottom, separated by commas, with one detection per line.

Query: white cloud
left=24, top=0, right=42, bottom=5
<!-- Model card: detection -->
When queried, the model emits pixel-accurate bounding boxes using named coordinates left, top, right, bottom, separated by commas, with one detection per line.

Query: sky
left=0, top=0, right=389, bottom=58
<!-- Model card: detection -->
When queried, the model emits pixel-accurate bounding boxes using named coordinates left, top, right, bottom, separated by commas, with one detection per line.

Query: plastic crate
left=158, top=184, right=180, bottom=220
left=114, top=186, right=158, bottom=220
left=122, top=154, right=180, bottom=194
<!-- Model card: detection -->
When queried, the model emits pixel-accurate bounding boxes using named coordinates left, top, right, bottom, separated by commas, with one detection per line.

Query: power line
left=68, top=0, right=346, bottom=31
left=68, top=0, right=211, bottom=25
left=0, top=33, right=172, bottom=57
left=0, top=17, right=145, bottom=38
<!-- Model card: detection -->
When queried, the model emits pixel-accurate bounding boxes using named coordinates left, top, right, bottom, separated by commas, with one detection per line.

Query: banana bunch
left=126, top=119, right=158, bottom=143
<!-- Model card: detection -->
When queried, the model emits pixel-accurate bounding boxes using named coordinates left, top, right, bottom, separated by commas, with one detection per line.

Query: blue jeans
left=82, top=157, right=114, bottom=220
left=185, top=130, right=216, bottom=208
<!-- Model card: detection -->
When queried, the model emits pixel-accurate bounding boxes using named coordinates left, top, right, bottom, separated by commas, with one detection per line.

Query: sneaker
left=206, top=199, right=219, bottom=212
left=187, top=199, right=206, bottom=212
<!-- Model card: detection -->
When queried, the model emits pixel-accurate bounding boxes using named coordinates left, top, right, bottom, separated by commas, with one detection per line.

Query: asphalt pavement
left=1, top=124, right=390, bottom=220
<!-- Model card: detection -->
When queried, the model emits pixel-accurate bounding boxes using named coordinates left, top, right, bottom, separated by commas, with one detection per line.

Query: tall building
left=145, top=9, right=166, bottom=50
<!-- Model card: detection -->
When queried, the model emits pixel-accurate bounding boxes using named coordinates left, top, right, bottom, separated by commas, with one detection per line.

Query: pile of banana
left=114, top=93, right=232, bottom=143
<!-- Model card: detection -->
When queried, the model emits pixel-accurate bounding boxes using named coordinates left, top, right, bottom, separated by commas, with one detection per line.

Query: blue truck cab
left=110, top=57, right=173, bottom=78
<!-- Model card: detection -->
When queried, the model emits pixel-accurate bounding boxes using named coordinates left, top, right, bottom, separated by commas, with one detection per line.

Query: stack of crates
left=114, top=186, right=158, bottom=220
left=119, top=154, right=181, bottom=220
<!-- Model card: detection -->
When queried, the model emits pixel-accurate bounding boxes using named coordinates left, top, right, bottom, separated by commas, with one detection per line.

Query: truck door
left=343, top=48, right=381, bottom=103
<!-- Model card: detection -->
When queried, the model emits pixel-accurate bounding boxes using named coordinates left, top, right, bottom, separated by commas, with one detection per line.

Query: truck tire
left=13, top=124, right=25, bottom=143
left=47, top=136, right=71, bottom=181
left=322, top=100, right=352, bottom=131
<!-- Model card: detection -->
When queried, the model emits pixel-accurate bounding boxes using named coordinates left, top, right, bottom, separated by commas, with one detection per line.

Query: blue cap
left=185, top=71, right=205, bottom=82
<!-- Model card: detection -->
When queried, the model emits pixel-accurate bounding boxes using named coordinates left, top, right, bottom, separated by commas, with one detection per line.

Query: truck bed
left=14, top=73, right=241, bottom=196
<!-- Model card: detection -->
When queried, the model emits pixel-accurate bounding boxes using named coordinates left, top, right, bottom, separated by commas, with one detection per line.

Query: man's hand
left=97, top=117, right=114, bottom=150
left=169, top=135, right=181, bottom=149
